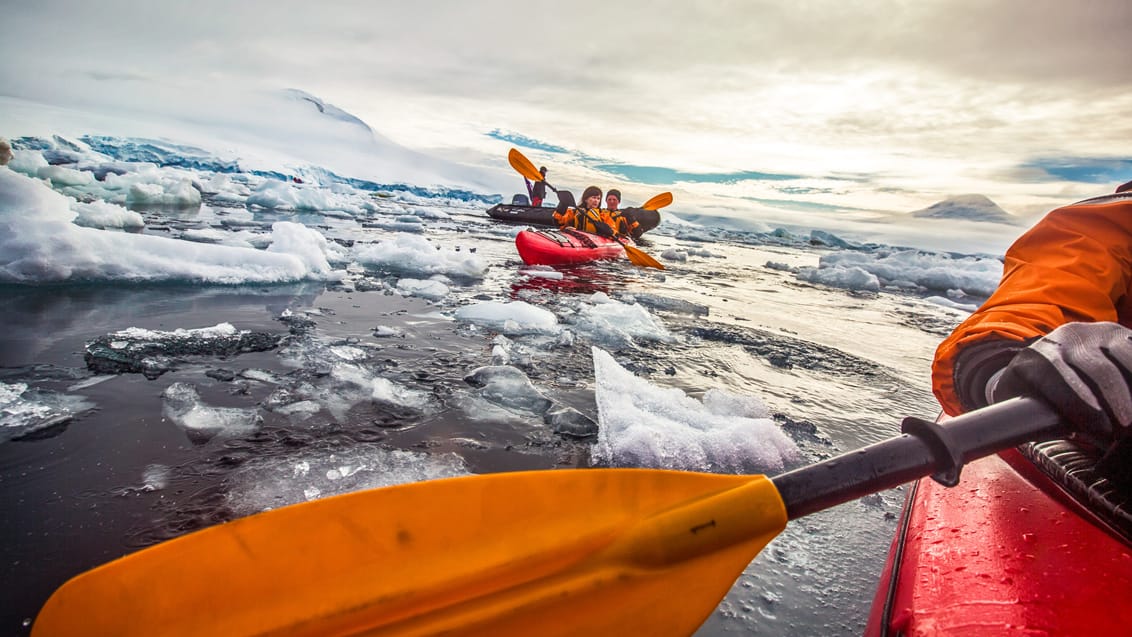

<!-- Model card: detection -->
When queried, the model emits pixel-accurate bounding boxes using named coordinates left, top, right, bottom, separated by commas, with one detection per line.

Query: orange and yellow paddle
left=32, top=398, right=1063, bottom=636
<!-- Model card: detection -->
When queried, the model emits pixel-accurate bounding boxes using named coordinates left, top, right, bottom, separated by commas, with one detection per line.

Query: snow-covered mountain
left=1, top=86, right=514, bottom=196
left=910, top=194, right=1017, bottom=224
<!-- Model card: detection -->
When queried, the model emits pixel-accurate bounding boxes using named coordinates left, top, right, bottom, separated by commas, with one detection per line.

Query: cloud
left=2, top=0, right=1129, bottom=228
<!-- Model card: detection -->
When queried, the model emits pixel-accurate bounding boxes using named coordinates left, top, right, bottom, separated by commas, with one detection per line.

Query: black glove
left=594, top=221, right=614, bottom=238
left=992, top=321, right=1132, bottom=447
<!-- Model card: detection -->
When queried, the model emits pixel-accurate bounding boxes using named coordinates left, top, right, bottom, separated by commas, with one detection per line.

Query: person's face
left=585, top=194, right=601, bottom=208
left=605, top=194, right=620, bottom=209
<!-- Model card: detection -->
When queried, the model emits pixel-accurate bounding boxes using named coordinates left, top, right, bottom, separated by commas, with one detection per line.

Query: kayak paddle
left=33, top=397, right=1065, bottom=637
left=507, top=148, right=665, bottom=270
left=640, top=192, right=673, bottom=211
left=508, top=147, right=559, bottom=194
left=618, top=237, right=665, bottom=270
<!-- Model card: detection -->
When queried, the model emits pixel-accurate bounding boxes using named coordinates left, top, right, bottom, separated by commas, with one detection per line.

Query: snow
left=0, top=167, right=345, bottom=284
left=590, top=347, right=800, bottom=473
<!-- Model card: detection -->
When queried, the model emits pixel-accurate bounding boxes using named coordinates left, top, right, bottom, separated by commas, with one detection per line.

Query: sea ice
left=161, top=382, right=262, bottom=444
left=590, top=347, right=800, bottom=473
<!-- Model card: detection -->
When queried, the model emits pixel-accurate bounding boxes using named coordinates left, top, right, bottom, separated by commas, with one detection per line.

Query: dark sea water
left=0, top=201, right=963, bottom=635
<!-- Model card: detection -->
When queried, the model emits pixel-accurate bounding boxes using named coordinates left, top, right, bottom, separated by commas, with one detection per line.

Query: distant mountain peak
left=910, top=194, right=1016, bottom=223
left=281, top=88, right=374, bottom=135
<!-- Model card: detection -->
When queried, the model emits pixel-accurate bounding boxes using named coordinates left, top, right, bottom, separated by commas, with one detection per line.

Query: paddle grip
left=771, top=397, right=1066, bottom=521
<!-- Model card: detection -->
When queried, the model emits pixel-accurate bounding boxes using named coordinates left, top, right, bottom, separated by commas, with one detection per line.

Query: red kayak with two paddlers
left=514, top=227, right=628, bottom=266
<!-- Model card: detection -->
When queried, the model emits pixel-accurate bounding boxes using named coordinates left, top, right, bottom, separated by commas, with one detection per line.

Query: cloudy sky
left=2, top=0, right=1130, bottom=244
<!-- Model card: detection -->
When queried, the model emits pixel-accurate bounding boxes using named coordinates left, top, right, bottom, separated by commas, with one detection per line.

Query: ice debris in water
left=520, top=266, right=564, bottom=280
left=463, top=366, right=553, bottom=414
left=797, top=249, right=1003, bottom=297
left=84, top=322, right=281, bottom=379
left=0, top=381, right=93, bottom=442
left=453, top=300, right=559, bottom=335
left=571, top=295, right=675, bottom=348
left=354, top=233, right=487, bottom=279
left=161, top=382, right=262, bottom=444
left=590, top=347, right=800, bottom=473
left=396, top=277, right=450, bottom=301
left=0, top=168, right=347, bottom=285
left=226, top=446, right=470, bottom=515
left=141, top=464, right=170, bottom=491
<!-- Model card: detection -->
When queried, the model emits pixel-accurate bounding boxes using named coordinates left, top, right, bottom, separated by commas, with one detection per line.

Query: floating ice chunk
left=246, top=179, right=362, bottom=213
left=354, top=233, right=487, bottom=279
left=37, top=165, right=95, bottom=187
left=463, top=366, right=552, bottom=414
left=8, top=150, right=49, bottom=176
left=71, top=200, right=145, bottom=230
left=590, top=347, right=800, bottom=473
left=141, top=464, right=171, bottom=491
left=267, top=221, right=344, bottom=276
left=370, top=377, right=432, bottom=410
left=372, top=325, right=402, bottom=337
left=125, top=179, right=201, bottom=207
left=924, top=295, right=979, bottom=313
left=161, top=382, right=262, bottom=444
left=396, top=278, right=450, bottom=300
left=702, top=388, right=771, bottom=419
left=0, top=381, right=94, bottom=442
left=411, top=206, right=451, bottom=220
left=796, top=264, right=880, bottom=292
left=520, top=266, right=564, bottom=280
left=661, top=249, right=688, bottom=262
left=572, top=299, right=674, bottom=348
left=798, top=249, right=1002, bottom=297
left=454, top=300, right=558, bottom=335
left=226, top=447, right=469, bottom=515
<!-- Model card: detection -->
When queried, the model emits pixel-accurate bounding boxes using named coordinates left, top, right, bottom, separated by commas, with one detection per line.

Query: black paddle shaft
left=771, top=398, right=1066, bottom=520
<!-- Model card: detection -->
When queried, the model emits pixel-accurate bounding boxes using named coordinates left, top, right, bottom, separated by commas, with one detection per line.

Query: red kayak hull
left=515, top=228, right=626, bottom=266
left=866, top=448, right=1132, bottom=636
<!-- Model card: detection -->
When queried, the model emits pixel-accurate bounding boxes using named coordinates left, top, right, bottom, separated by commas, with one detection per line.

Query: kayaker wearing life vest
left=553, top=186, right=617, bottom=238
left=933, top=179, right=1132, bottom=458
left=602, top=189, right=640, bottom=238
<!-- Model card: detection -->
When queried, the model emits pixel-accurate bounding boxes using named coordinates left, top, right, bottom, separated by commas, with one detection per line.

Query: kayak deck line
left=867, top=448, right=1132, bottom=635
left=1014, top=438, right=1132, bottom=544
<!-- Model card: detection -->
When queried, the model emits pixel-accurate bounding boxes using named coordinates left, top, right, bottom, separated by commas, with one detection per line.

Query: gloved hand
left=992, top=321, right=1132, bottom=447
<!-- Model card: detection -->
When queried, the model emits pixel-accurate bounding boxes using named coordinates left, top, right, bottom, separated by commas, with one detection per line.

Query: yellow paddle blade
left=33, top=469, right=785, bottom=637
left=507, top=148, right=543, bottom=182
left=622, top=241, right=665, bottom=270
left=641, top=192, right=673, bottom=210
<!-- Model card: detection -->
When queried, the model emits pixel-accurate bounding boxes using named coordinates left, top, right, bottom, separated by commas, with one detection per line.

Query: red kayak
left=515, top=227, right=627, bottom=266
left=866, top=438, right=1132, bottom=635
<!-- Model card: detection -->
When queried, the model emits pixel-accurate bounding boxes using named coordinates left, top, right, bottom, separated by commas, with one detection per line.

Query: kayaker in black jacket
left=525, top=167, right=548, bottom=206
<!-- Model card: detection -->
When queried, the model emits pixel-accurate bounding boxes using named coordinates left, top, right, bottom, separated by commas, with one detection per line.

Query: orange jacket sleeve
left=553, top=208, right=575, bottom=227
left=932, top=196, right=1132, bottom=415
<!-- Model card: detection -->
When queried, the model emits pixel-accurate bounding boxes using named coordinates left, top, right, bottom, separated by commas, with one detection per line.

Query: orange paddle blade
left=507, top=148, right=543, bottom=182
left=641, top=192, right=673, bottom=211
left=34, top=469, right=786, bottom=637
left=622, top=241, right=665, bottom=270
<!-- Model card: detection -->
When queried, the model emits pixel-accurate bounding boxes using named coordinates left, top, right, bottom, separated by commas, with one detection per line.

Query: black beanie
left=581, top=186, right=602, bottom=202
left=606, top=189, right=621, bottom=201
